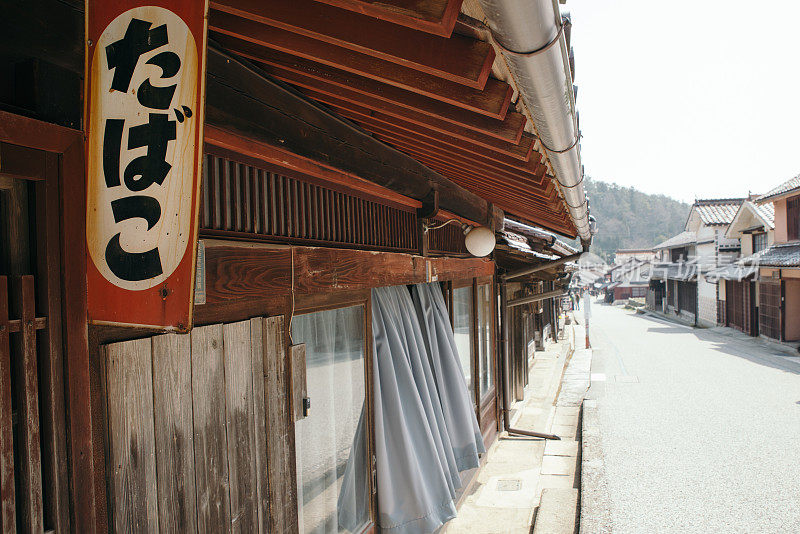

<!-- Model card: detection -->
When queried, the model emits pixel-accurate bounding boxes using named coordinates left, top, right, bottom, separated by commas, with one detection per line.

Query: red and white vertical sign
left=85, top=0, right=209, bottom=330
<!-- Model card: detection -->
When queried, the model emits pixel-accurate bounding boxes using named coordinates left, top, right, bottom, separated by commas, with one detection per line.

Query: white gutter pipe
left=477, top=0, right=593, bottom=249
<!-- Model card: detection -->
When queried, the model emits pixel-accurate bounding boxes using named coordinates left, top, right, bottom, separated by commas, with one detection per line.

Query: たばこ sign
left=86, top=1, right=208, bottom=330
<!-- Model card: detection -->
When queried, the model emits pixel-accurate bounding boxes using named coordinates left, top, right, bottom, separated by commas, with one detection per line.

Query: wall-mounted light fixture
left=423, top=218, right=496, bottom=257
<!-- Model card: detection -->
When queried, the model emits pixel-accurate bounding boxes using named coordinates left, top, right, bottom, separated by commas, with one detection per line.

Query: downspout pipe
left=477, top=0, right=593, bottom=248
left=499, top=279, right=561, bottom=441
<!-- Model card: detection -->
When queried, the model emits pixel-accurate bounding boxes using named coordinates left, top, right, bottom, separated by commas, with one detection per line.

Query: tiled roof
left=653, top=231, right=696, bottom=250
left=649, top=262, right=697, bottom=281
left=704, top=263, right=757, bottom=282
left=756, top=175, right=800, bottom=203
left=693, top=199, right=744, bottom=226
left=755, top=202, right=775, bottom=226
left=743, top=242, right=800, bottom=267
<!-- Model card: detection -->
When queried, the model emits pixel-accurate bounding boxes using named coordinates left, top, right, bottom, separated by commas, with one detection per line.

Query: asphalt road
left=584, top=302, right=800, bottom=533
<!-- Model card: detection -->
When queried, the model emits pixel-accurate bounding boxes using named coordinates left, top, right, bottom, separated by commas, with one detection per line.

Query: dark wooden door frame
left=0, top=111, right=106, bottom=533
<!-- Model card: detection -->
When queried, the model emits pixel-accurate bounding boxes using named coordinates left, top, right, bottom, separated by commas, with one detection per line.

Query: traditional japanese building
left=740, top=176, right=800, bottom=344
left=649, top=231, right=698, bottom=320
left=706, top=199, right=774, bottom=335
left=0, top=1, right=593, bottom=532
left=648, top=199, right=743, bottom=325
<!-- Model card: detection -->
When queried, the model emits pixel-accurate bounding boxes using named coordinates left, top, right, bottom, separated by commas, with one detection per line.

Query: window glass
left=452, top=285, right=474, bottom=401
left=753, top=232, right=768, bottom=253
left=477, top=283, right=493, bottom=399
left=292, top=306, right=369, bottom=534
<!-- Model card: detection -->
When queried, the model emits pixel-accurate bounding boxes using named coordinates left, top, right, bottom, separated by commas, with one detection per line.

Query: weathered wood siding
left=103, top=317, right=295, bottom=533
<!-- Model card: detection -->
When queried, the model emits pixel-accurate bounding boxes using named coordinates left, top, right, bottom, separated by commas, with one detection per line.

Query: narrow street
left=583, top=301, right=800, bottom=532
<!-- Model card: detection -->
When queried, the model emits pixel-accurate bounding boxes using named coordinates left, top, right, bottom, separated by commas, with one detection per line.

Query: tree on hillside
left=583, top=177, right=690, bottom=261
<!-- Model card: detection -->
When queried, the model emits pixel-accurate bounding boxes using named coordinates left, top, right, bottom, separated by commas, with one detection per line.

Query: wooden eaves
left=208, top=0, right=578, bottom=237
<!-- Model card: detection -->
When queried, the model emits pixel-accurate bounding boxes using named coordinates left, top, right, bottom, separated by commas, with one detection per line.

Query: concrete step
left=532, top=488, right=578, bottom=534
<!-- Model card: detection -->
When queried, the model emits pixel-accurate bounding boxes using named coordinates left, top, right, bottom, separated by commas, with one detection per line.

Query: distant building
left=604, top=258, right=650, bottom=302
left=613, top=248, right=655, bottom=264
left=649, top=198, right=744, bottom=325
left=686, top=198, right=744, bottom=326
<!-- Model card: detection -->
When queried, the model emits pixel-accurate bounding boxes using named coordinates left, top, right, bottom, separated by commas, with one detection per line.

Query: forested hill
left=584, top=178, right=690, bottom=261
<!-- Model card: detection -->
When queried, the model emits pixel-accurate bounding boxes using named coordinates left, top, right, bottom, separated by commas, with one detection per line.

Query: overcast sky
left=567, top=0, right=800, bottom=203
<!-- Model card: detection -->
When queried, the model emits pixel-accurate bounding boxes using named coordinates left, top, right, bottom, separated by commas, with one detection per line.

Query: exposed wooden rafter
left=207, top=0, right=578, bottom=237
left=241, top=49, right=525, bottom=141
left=312, top=0, right=464, bottom=37
left=298, top=87, right=533, bottom=162
left=210, top=0, right=491, bottom=87
left=208, top=32, right=514, bottom=118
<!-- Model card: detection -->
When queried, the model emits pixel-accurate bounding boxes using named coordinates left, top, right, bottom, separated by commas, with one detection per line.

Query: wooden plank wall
left=103, top=317, right=294, bottom=533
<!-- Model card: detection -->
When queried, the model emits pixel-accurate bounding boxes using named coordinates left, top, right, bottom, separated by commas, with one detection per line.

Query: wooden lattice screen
left=759, top=281, right=782, bottom=340
left=726, top=281, right=754, bottom=336
left=0, top=275, right=49, bottom=533
left=677, top=281, right=696, bottom=315
left=200, top=153, right=420, bottom=253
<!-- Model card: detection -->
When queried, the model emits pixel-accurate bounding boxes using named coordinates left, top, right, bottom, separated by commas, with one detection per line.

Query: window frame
left=292, top=290, right=377, bottom=533
left=475, top=276, right=496, bottom=408
left=752, top=231, right=768, bottom=253
left=449, top=278, right=478, bottom=409
left=788, top=196, right=800, bottom=241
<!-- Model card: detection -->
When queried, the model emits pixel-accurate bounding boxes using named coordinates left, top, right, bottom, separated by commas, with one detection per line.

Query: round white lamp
left=464, top=225, right=496, bottom=257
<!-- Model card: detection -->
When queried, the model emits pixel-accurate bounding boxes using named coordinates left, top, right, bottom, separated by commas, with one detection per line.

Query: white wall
left=697, top=276, right=718, bottom=327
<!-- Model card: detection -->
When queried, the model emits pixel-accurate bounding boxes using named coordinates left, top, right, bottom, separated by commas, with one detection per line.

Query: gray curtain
left=412, top=283, right=485, bottom=471
left=368, top=284, right=484, bottom=534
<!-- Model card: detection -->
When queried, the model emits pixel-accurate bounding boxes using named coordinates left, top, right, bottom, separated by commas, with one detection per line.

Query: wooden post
left=0, top=277, right=15, bottom=534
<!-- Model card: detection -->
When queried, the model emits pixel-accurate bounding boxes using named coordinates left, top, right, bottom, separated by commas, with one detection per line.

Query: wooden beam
left=313, top=0, right=463, bottom=37
left=502, top=252, right=583, bottom=280
left=369, top=134, right=551, bottom=198
left=381, top=147, right=555, bottom=204
left=209, top=32, right=513, bottom=119
left=0, top=143, right=47, bottom=181
left=314, top=96, right=535, bottom=164
left=392, top=162, right=569, bottom=228
left=343, top=115, right=544, bottom=181
left=210, top=0, right=492, bottom=88
left=394, top=159, right=562, bottom=217
left=199, top=241, right=495, bottom=309
left=272, top=67, right=525, bottom=143
left=297, top=85, right=531, bottom=162
left=205, top=46, right=500, bottom=228
left=243, top=47, right=523, bottom=141
left=204, top=132, right=423, bottom=211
